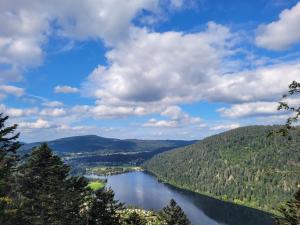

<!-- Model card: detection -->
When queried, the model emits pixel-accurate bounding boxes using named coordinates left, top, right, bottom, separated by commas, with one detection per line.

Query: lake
left=86, top=171, right=275, bottom=225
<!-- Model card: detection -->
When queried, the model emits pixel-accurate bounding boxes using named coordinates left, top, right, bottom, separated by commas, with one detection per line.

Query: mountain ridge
left=143, top=125, right=300, bottom=213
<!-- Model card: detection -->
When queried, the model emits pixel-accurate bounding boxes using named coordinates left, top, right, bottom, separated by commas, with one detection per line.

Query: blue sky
left=1, top=0, right=300, bottom=142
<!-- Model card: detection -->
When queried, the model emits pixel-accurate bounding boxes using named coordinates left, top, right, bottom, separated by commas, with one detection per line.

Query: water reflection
left=86, top=172, right=275, bottom=225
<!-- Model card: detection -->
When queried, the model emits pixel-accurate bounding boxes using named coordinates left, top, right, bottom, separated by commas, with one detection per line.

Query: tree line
left=0, top=114, right=191, bottom=225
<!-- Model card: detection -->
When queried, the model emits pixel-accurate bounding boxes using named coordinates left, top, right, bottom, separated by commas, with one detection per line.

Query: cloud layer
left=256, top=2, right=300, bottom=50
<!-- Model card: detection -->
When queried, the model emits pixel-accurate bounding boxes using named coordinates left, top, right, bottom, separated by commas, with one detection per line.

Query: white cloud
left=0, top=85, right=24, bottom=96
left=0, top=0, right=160, bottom=84
left=83, top=23, right=235, bottom=105
left=143, top=118, right=178, bottom=128
left=143, top=106, right=202, bottom=128
left=0, top=104, right=37, bottom=117
left=83, top=21, right=300, bottom=109
left=0, top=6, right=48, bottom=81
left=42, top=101, right=64, bottom=107
left=218, top=102, right=279, bottom=118
left=256, top=2, right=300, bottom=50
left=54, top=85, right=79, bottom=94
left=72, top=104, right=148, bottom=119
left=210, top=123, right=240, bottom=131
left=205, top=61, right=300, bottom=103
left=50, top=0, right=157, bottom=45
left=40, top=108, right=66, bottom=117
left=218, top=97, right=300, bottom=118
left=19, top=118, right=52, bottom=129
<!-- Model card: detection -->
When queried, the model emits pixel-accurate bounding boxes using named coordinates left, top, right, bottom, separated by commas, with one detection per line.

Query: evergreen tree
left=17, top=143, right=88, bottom=225
left=274, top=81, right=300, bottom=224
left=62, top=176, right=90, bottom=225
left=162, top=199, right=191, bottom=225
left=0, top=113, right=21, bottom=224
left=276, top=189, right=300, bottom=225
left=88, top=187, right=124, bottom=225
left=124, top=212, right=147, bottom=225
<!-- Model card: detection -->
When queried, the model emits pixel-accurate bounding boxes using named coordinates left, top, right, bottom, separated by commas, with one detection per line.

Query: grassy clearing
left=88, top=181, right=105, bottom=191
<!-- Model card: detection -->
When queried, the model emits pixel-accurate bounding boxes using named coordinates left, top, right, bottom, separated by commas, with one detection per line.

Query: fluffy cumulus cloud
left=205, top=61, right=300, bottom=103
left=83, top=22, right=300, bottom=109
left=143, top=106, right=202, bottom=128
left=0, top=0, right=160, bottom=84
left=0, top=2, right=48, bottom=82
left=218, top=102, right=279, bottom=118
left=2, top=0, right=300, bottom=141
left=83, top=22, right=235, bottom=105
left=19, top=118, right=52, bottom=129
left=256, top=1, right=300, bottom=50
left=218, top=95, right=300, bottom=119
left=0, top=104, right=37, bottom=117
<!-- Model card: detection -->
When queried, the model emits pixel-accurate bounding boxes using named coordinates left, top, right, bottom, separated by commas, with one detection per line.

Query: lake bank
left=88, top=171, right=275, bottom=225
left=86, top=165, right=144, bottom=176
left=144, top=169, right=279, bottom=216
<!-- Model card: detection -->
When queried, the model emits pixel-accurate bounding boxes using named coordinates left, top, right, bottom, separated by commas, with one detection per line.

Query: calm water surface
left=87, top=172, right=275, bottom=225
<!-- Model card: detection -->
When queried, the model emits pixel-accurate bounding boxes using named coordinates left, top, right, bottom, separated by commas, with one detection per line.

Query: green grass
left=88, top=181, right=105, bottom=191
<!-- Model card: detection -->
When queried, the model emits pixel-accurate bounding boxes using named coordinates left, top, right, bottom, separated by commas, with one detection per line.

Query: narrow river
left=86, top=171, right=275, bottom=225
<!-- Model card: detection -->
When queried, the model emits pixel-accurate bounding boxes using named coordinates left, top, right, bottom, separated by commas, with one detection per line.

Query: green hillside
left=21, top=135, right=195, bottom=154
left=143, top=125, right=300, bottom=213
left=20, top=135, right=195, bottom=170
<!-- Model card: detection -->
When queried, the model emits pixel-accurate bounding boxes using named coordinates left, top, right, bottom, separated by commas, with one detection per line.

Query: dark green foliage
left=17, top=144, right=89, bottom=225
left=0, top=113, right=20, bottom=223
left=88, top=187, right=124, bottom=225
left=276, top=189, right=300, bottom=225
left=144, top=125, right=300, bottom=212
left=162, top=199, right=191, bottom=225
left=124, top=212, right=147, bottom=225
left=273, top=80, right=300, bottom=225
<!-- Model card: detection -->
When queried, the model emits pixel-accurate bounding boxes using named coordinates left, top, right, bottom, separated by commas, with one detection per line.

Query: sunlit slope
left=144, top=125, right=300, bottom=213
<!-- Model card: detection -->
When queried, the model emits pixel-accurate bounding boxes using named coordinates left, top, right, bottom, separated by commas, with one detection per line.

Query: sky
left=1, top=0, right=300, bottom=142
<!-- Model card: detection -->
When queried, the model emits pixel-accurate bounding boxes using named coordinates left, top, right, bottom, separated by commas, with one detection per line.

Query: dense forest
left=144, top=125, right=300, bottom=213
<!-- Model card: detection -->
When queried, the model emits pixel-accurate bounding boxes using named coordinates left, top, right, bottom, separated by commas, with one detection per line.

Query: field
left=88, top=181, right=106, bottom=191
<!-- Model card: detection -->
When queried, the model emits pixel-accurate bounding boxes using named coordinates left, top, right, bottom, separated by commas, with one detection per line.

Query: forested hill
left=143, top=125, right=300, bottom=213
left=21, top=135, right=196, bottom=155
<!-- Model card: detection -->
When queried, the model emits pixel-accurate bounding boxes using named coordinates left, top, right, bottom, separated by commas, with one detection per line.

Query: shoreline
left=85, top=169, right=278, bottom=217
left=143, top=169, right=279, bottom=216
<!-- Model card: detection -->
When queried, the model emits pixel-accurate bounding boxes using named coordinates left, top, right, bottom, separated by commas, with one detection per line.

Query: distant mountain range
left=21, top=135, right=196, bottom=154
left=20, top=135, right=196, bottom=168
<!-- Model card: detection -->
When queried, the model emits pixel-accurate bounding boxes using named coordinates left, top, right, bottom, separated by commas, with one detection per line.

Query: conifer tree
left=276, top=189, right=300, bottom=225
left=0, top=113, right=20, bottom=224
left=273, top=80, right=300, bottom=225
left=88, top=187, right=124, bottom=225
left=17, top=144, right=88, bottom=225
left=62, top=176, right=90, bottom=225
left=162, top=199, right=191, bottom=225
